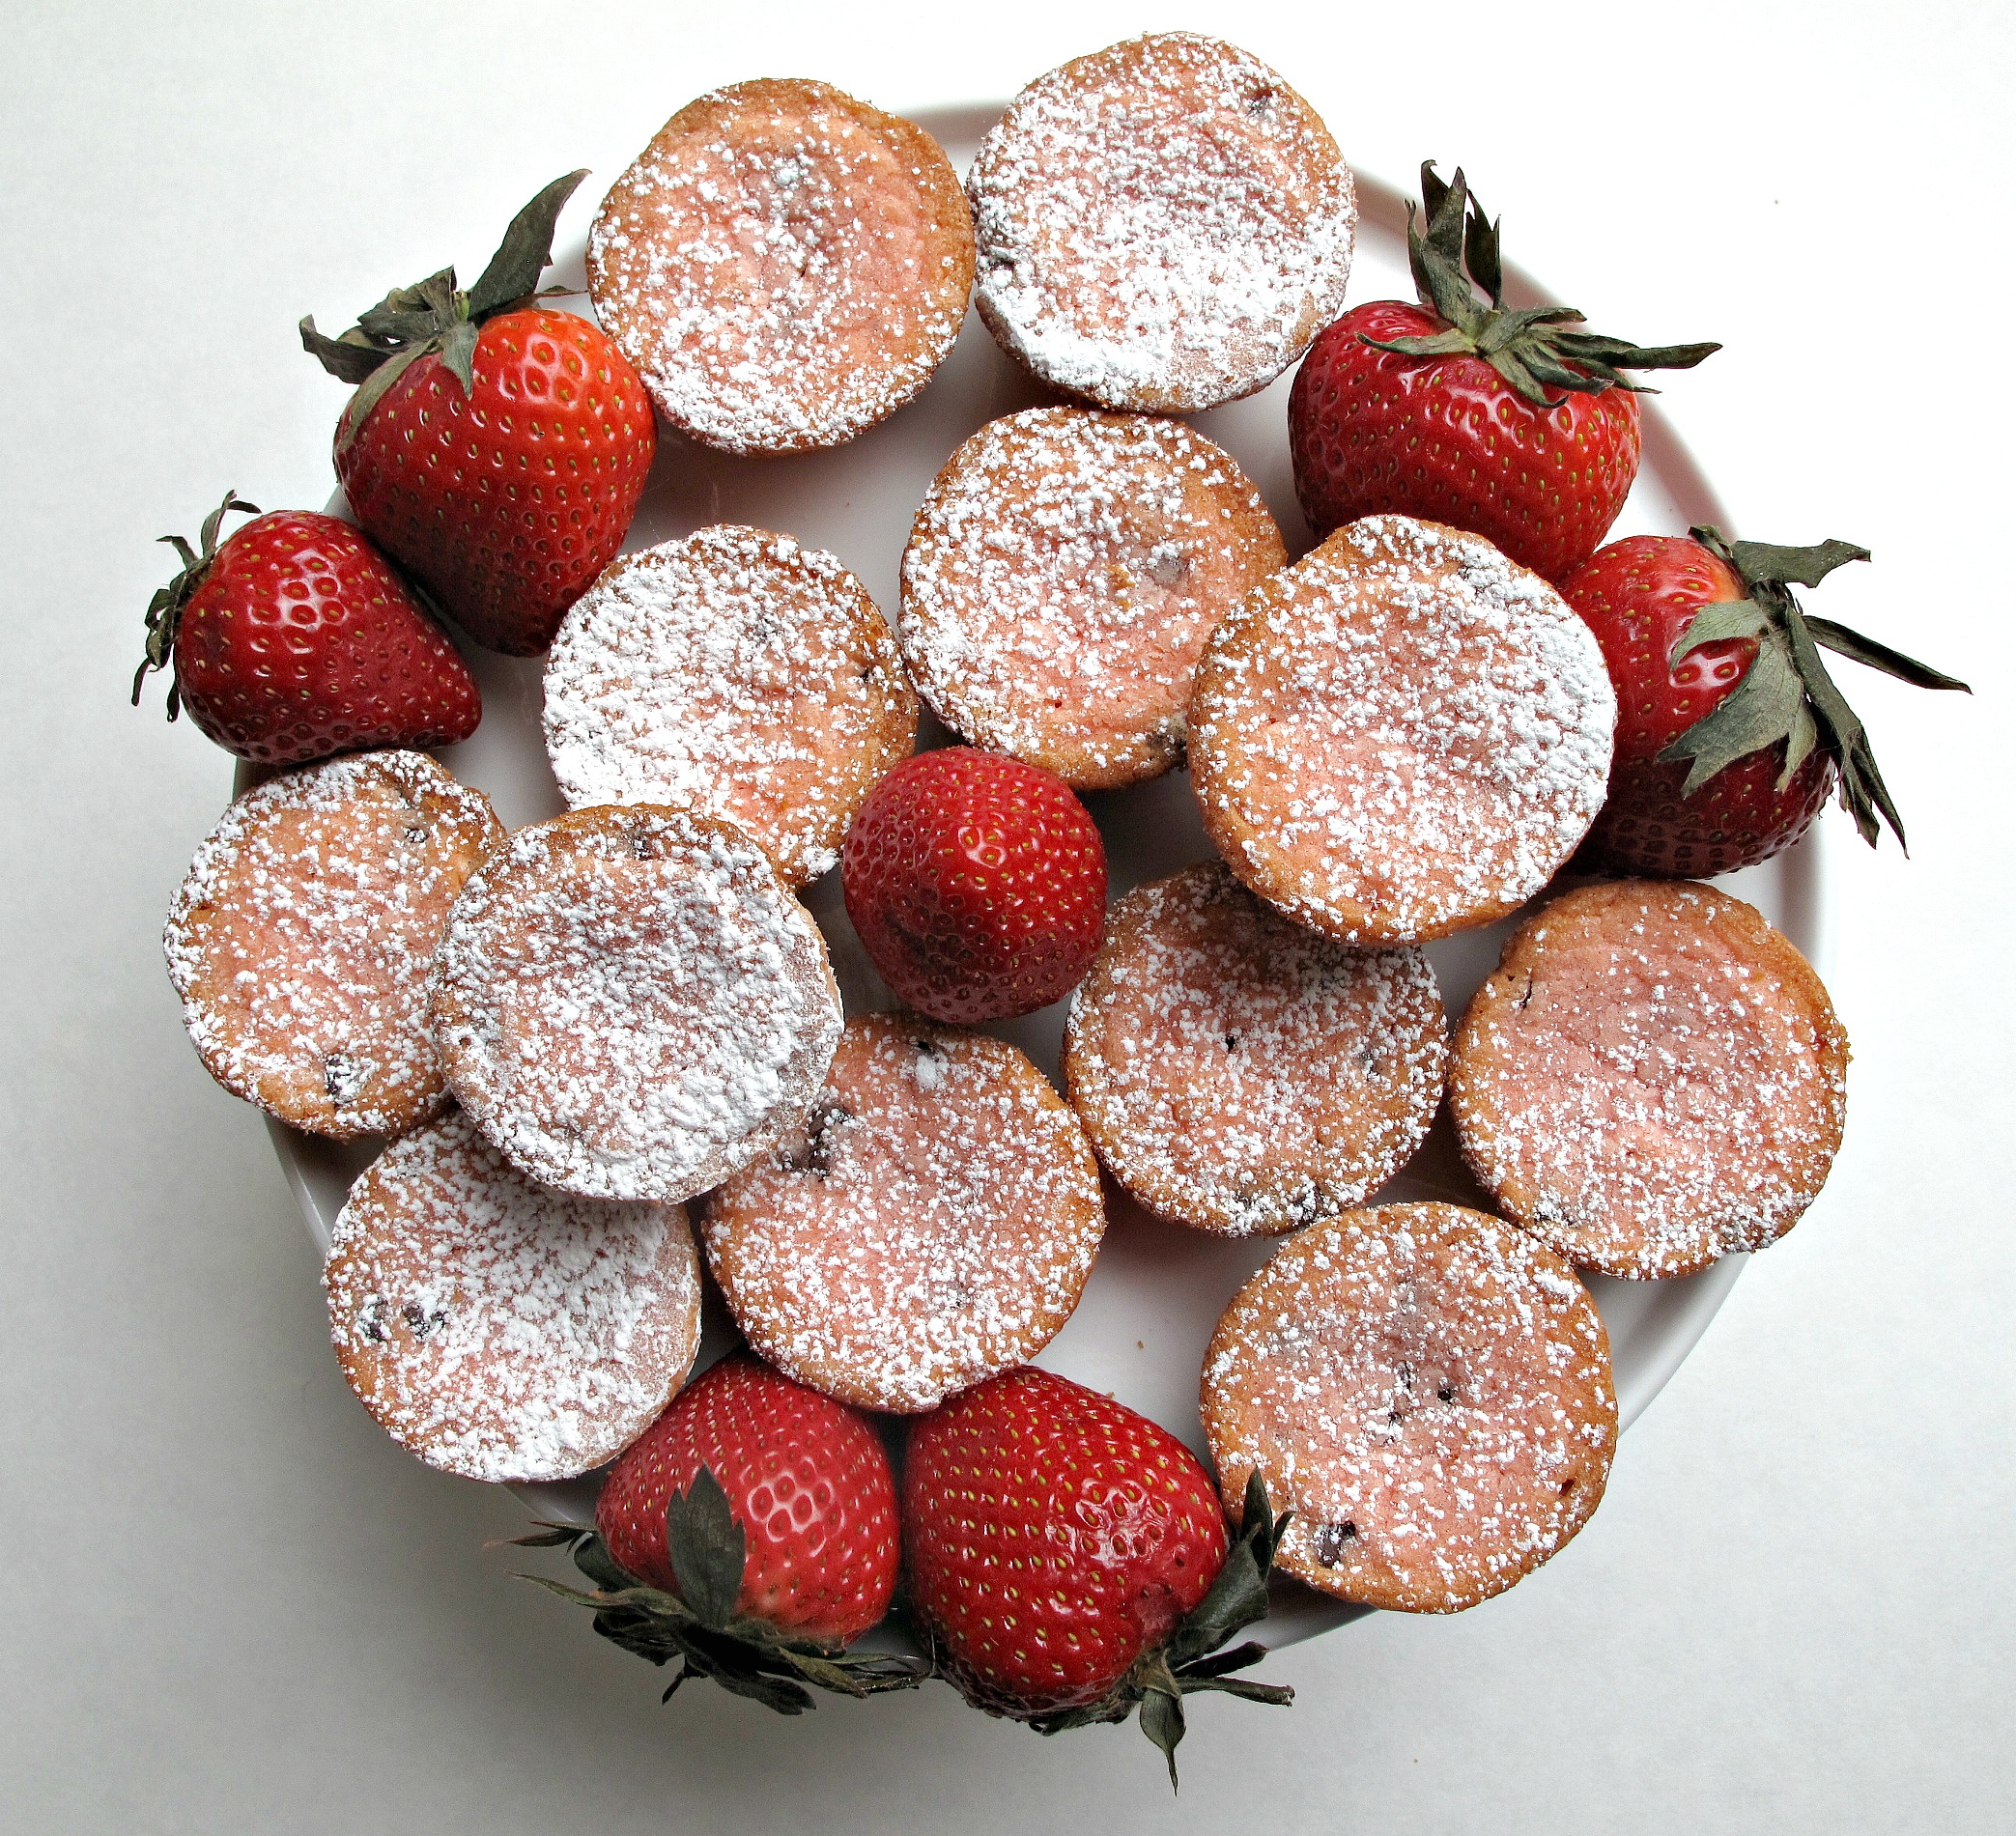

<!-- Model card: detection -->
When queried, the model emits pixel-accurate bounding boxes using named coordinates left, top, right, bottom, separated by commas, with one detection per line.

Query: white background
left=4, top=1, right=2010, bottom=1829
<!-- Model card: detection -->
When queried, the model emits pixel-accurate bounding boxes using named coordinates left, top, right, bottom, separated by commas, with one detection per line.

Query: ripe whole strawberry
left=131, top=493, right=480, bottom=765
left=902, top=1366, right=1291, bottom=1783
left=841, top=747, right=1107, bottom=1024
left=596, top=1351, right=898, bottom=1646
left=1290, top=163, right=1718, bottom=581
left=520, top=1352, right=923, bottom=1714
left=303, top=173, right=656, bottom=656
left=1565, top=527, right=1969, bottom=874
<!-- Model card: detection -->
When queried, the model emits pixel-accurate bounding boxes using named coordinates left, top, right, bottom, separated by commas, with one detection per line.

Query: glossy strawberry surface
left=903, top=1367, right=1227, bottom=1716
left=338, top=306, right=655, bottom=656
left=1289, top=298, right=1642, bottom=582
left=596, top=1353, right=899, bottom=1646
left=171, top=510, right=479, bottom=765
left=840, top=747, right=1107, bottom=1025
left=1564, top=534, right=1833, bottom=875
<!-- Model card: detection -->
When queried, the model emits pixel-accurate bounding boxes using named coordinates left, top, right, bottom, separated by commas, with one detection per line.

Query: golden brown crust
left=543, top=525, right=918, bottom=886
left=1188, top=515, right=1615, bottom=944
left=1450, top=879, right=1850, bottom=1279
left=1062, top=862, right=1446, bottom=1235
left=701, top=1012, right=1106, bottom=1412
left=898, top=409, right=1284, bottom=789
left=428, top=804, right=842, bottom=1202
left=164, top=750, right=501, bottom=1140
left=325, top=1110, right=702, bottom=1483
left=967, top=34, right=1355, bottom=411
left=588, top=78, right=974, bottom=455
left=1202, top=1202, right=1617, bottom=1613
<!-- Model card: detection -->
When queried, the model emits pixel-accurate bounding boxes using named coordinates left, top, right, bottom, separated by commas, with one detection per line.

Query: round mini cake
left=164, top=750, right=501, bottom=1140
left=544, top=526, right=918, bottom=886
left=324, top=1110, right=703, bottom=1483
left=701, top=1012, right=1106, bottom=1413
left=1189, top=515, right=1616, bottom=945
left=588, top=79, right=974, bottom=455
left=1063, top=862, right=1446, bottom=1236
left=898, top=409, right=1285, bottom=789
left=966, top=34, right=1356, bottom=412
left=1451, top=879, right=1850, bottom=1280
left=429, top=805, right=842, bottom=1203
left=1202, top=1202, right=1617, bottom=1613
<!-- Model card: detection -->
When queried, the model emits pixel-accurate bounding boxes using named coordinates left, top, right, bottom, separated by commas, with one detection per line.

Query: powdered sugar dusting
left=324, top=1109, right=701, bottom=1483
left=429, top=805, right=842, bottom=1202
left=898, top=408, right=1283, bottom=787
left=1064, top=862, right=1446, bottom=1236
left=1203, top=1201, right=1616, bottom=1612
left=164, top=749, right=501, bottom=1140
left=968, top=34, right=1355, bottom=411
left=1191, top=514, right=1616, bottom=943
left=544, top=526, right=917, bottom=885
left=702, top=1013, right=1106, bottom=1412
left=588, top=78, right=974, bottom=455
left=1453, top=880, right=1849, bottom=1279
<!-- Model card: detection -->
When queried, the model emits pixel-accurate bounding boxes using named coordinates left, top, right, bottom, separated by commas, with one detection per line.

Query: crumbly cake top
left=967, top=33, right=1356, bottom=411
left=324, top=1110, right=700, bottom=1483
left=702, top=1013, right=1105, bottom=1412
left=588, top=77, right=974, bottom=455
left=1190, top=515, right=1617, bottom=943
left=898, top=408, right=1284, bottom=788
left=544, top=526, right=917, bottom=886
left=429, top=804, right=842, bottom=1203
left=1452, top=879, right=1849, bottom=1278
left=1064, top=862, right=1446, bottom=1235
left=164, top=749, right=500, bottom=1139
left=1203, top=1202, right=1616, bottom=1612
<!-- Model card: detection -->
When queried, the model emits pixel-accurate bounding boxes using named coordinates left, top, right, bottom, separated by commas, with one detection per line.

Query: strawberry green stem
left=131, top=490, right=262, bottom=720
left=299, top=171, right=587, bottom=451
left=1362, top=162, right=1720, bottom=407
left=1661, top=526, right=1970, bottom=851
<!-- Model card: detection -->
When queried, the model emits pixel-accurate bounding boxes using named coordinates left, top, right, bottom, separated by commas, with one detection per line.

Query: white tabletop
left=4, top=2, right=2009, bottom=1828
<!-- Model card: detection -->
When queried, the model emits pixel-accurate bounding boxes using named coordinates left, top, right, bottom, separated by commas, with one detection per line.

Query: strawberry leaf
left=437, top=318, right=480, bottom=397
left=1555, top=330, right=1721, bottom=375
left=571, top=1532, right=639, bottom=1595
left=1778, top=693, right=1822, bottom=789
left=1722, top=536, right=1870, bottom=589
left=1803, top=616, right=1972, bottom=692
left=1463, top=199, right=1504, bottom=307
left=1668, top=597, right=1770, bottom=660
left=1136, top=1668, right=1186, bottom=1793
left=665, top=1465, right=745, bottom=1631
left=466, top=169, right=587, bottom=318
left=1661, top=625, right=1807, bottom=796
left=498, top=1520, right=587, bottom=1550
left=333, top=343, right=433, bottom=450
left=298, top=318, right=389, bottom=383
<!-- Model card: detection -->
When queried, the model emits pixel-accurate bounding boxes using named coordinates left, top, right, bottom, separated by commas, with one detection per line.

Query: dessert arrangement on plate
left=137, top=31, right=1967, bottom=1785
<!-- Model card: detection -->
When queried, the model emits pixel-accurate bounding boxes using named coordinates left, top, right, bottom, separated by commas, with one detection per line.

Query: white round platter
left=262, top=106, right=1829, bottom=1651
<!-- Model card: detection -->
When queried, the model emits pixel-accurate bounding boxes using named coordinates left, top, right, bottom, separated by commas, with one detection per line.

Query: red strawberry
left=302, top=173, right=656, bottom=656
left=598, top=1352, right=898, bottom=1644
left=841, top=747, right=1107, bottom=1025
left=131, top=492, right=480, bottom=766
left=903, top=1366, right=1291, bottom=1785
left=518, top=1353, right=922, bottom=1714
left=1290, top=163, right=1718, bottom=581
left=1564, top=527, right=1969, bottom=875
